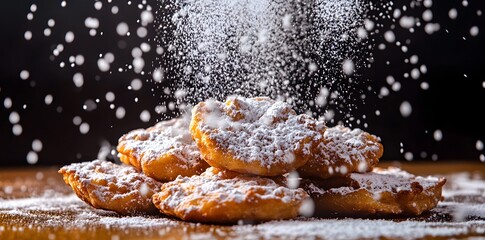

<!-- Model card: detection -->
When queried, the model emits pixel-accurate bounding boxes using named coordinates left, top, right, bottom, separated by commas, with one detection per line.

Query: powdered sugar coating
left=349, top=167, right=443, bottom=193
left=152, top=167, right=309, bottom=223
left=58, top=160, right=162, bottom=214
left=191, top=96, right=323, bottom=176
left=306, top=167, right=444, bottom=196
left=118, top=117, right=202, bottom=169
left=117, top=117, right=208, bottom=181
left=303, top=167, right=446, bottom=216
left=321, top=125, right=382, bottom=164
left=298, top=124, right=383, bottom=179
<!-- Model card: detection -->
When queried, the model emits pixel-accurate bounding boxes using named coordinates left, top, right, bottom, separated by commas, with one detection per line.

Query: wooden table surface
left=0, top=162, right=484, bottom=240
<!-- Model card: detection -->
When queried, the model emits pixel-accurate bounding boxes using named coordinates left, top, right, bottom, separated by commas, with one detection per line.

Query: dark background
left=1, top=0, right=484, bottom=166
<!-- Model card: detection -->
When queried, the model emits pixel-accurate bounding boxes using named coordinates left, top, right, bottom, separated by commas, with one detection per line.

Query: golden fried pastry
left=117, top=117, right=209, bottom=182
left=302, top=167, right=446, bottom=216
left=152, top=167, right=309, bottom=223
left=298, top=125, right=383, bottom=179
left=59, top=160, right=163, bottom=215
left=190, top=96, right=324, bottom=176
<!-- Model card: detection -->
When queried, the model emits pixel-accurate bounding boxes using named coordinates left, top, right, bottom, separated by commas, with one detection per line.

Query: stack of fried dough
left=59, top=96, right=446, bottom=223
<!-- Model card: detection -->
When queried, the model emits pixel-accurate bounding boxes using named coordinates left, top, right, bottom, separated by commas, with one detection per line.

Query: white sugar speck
left=357, top=162, right=368, bottom=172
left=65, top=31, right=75, bottom=43
left=9, top=111, right=20, bottom=124
left=116, top=22, right=129, bottom=36
left=399, top=101, right=412, bottom=118
left=97, top=59, right=110, bottom=72
left=298, top=198, right=315, bottom=217
left=364, top=19, right=374, bottom=31
left=32, top=139, right=43, bottom=152
left=379, top=87, right=389, bottom=97
left=342, top=59, right=354, bottom=76
left=152, top=68, right=164, bottom=82
left=357, top=27, right=367, bottom=39
left=141, top=11, right=154, bottom=26
left=433, top=129, right=443, bottom=141
left=133, top=58, right=145, bottom=73
left=392, top=82, right=401, bottom=92
left=45, top=94, right=53, bottom=105
left=30, top=4, right=37, bottom=12
left=410, top=55, right=419, bottom=64
left=111, top=6, right=119, bottom=14
left=386, top=76, right=395, bottom=85
left=132, top=47, right=142, bottom=58
left=140, top=43, right=151, bottom=52
left=470, top=26, right=479, bottom=37
left=94, top=1, right=103, bottom=10
left=140, top=110, right=151, bottom=122
left=423, top=0, right=432, bottom=7
left=399, top=16, right=415, bottom=29
left=286, top=171, right=300, bottom=189
left=116, top=107, right=126, bottom=119
left=137, top=27, right=148, bottom=38
left=79, top=123, right=90, bottom=134
left=47, top=19, right=56, bottom=27
left=480, top=154, right=485, bottom=162
left=449, top=9, right=458, bottom=20
left=3, top=186, right=13, bottom=194
left=411, top=68, right=420, bottom=80
left=85, top=17, right=99, bottom=29
left=139, top=183, right=149, bottom=197
left=104, top=53, right=115, bottom=63
left=75, top=55, right=85, bottom=65
left=476, top=140, right=484, bottom=151
left=424, top=23, right=440, bottom=34
left=12, top=124, right=23, bottom=136
left=404, top=152, right=414, bottom=161
left=20, top=70, right=30, bottom=80
left=420, top=82, right=430, bottom=90
left=105, top=92, right=115, bottom=102
left=131, top=79, right=143, bottom=91
left=384, top=31, right=395, bottom=43
left=24, top=31, right=32, bottom=40
left=73, top=116, right=82, bottom=126
left=3, top=97, right=13, bottom=109
left=73, top=73, right=84, bottom=87
left=422, top=10, right=433, bottom=22
left=44, top=28, right=52, bottom=36
left=26, top=151, right=38, bottom=164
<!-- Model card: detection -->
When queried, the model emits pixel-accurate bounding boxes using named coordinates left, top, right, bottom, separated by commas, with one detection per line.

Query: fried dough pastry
left=117, top=117, right=209, bottom=182
left=59, top=160, right=163, bottom=215
left=302, top=167, right=446, bottom=216
left=190, top=96, right=323, bottom=176
left=152, top=167, right=309, bottom=223
left=298, top=125, right=383, bottom=179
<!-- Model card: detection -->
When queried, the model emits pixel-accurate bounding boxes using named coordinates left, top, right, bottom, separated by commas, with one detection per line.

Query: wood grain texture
left=0, top=162, right=484, bottom=240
